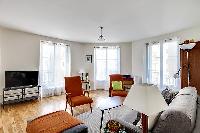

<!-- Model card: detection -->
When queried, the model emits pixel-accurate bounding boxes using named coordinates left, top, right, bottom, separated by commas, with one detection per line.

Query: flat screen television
left=5, top=71, right=39, bottom=88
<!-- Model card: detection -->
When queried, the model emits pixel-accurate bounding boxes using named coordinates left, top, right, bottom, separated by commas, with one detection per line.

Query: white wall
left=82, top=42, right=132, bottom=89
left=132, top=25, right=200, bottom=83
left=0, top=28, right=2, bottom=93
left=0, top=27, right=85, bottom=102
left=0, top=27, right=132, bottom=94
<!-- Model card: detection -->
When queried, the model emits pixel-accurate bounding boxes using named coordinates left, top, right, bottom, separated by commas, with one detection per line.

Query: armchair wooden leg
left=90, top=103, right=92, bottom=113
left=71, top=106, right=73, bottom=116
left=65, top=101, right=68, bottom=111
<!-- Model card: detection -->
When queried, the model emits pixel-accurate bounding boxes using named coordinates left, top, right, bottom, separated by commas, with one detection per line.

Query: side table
left=104, top=120, right=127, bottom=133
left=81, top=80, right=90, bottom=90
left=96, top=96, right=125, bottom=131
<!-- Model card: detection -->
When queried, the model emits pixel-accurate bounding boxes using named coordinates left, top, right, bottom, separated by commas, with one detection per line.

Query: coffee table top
left=96, top=96, right=125, bottom=111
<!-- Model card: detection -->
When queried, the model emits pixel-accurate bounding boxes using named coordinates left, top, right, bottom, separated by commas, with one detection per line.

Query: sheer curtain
left=94, top=46, right=120, bottom=90
left=39, top=41, right=71, bottom=97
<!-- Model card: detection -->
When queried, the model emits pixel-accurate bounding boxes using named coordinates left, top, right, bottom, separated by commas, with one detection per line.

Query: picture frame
left=86, top=55, right=92, bottom=63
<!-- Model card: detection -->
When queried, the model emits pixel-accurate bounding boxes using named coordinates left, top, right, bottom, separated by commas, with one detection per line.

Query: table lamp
left=123, top=84, right=168, bottom=133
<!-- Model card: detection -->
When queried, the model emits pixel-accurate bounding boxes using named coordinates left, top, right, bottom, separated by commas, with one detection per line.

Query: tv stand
left=2, top=85, right=40, bottom=108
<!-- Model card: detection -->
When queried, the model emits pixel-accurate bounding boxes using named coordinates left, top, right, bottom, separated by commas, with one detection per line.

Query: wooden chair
left=64, top=76, right=93, bottom=116
left=109, top=74, right=128, bottom=97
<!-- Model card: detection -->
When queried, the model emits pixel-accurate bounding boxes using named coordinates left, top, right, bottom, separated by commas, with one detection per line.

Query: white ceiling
left=0, top=0, right=200, bottom=43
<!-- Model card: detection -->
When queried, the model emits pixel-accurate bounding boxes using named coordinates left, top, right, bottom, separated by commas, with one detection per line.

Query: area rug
left=76, top=105, right=138, bottom=133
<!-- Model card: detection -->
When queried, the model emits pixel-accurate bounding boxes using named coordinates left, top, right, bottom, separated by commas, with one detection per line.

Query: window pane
left=107, top=60, right=120, bottom=75
left=107, top=48, right=118, bottom=59
left=163, top=41, right=178, bottom=87
left=55, top=45, right=67, bottom=85
left=40, top=43, right=54, bottom=84
left=95, top=47, right=120, bottom=84
left=95, top=48, right=106, bottom=59
left=149, top=44, right=160, bottom=85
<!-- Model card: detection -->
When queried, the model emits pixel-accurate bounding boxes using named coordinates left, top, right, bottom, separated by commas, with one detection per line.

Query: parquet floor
left=1, top=90, right=108, bottom=133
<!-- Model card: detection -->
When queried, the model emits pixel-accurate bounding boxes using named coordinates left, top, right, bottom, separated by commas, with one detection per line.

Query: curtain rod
left=94, top=46, right=120, bottom=48
left=40, top=40, right=69, bottom=46
left=146, top=37, right=178, bottom=45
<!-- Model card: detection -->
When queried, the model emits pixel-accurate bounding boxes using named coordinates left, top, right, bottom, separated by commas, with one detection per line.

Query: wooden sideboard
left=122, top=75, right=134, bottom=89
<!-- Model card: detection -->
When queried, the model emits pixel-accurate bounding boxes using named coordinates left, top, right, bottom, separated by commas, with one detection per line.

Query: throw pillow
left=161, top=87, right=178, bottom=105
left=112, top=81, right=123, bottom=91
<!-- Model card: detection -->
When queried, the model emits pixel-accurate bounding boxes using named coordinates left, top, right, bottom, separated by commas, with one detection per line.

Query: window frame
left=147, top=39, right=180, bottom=90
left=94, top=46, right=120, bottom=81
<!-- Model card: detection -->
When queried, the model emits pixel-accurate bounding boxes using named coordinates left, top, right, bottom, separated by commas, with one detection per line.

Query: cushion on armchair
left=111, top=90, right=127, bottom=97
left=70, top=96, right=93, bottom=107
left=112, top=81, right=123, bottom=91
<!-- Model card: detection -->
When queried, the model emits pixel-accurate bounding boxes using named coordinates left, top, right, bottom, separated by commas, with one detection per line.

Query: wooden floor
left=1, top=90, right=108, bottom=133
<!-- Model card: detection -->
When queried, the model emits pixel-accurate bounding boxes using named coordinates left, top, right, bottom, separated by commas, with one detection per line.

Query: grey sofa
left=116, top=87, right=199, bottom=133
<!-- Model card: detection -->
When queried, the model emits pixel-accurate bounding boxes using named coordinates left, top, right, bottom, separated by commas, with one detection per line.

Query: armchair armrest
left=65, top=92, right=72, bottom=96
left=123, top=85, right=127, bottom=91
left=83, top=90, right=90, bottom=97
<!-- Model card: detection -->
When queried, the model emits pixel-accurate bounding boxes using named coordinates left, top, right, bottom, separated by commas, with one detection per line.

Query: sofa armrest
left=152, top=110, right=191, bottom=133
left=113, top=119, right=142, bottom=133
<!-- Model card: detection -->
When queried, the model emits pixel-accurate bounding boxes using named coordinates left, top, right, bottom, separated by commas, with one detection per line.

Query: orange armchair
left=109, top=74, right=128, bottom=97
left=64, top=76, right=93, bottom=115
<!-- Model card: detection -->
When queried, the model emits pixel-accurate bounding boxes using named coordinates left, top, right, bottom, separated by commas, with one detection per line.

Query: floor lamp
left=123, top=84, right=168, bottom=133
left=174, top=42, right=196, bottom=86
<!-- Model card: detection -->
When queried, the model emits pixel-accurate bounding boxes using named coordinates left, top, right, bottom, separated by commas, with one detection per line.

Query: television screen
left=5, top=71, right=39, bottom=88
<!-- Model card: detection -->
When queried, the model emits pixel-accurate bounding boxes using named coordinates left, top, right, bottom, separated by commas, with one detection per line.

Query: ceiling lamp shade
left=97, top=26, right=105, bottom=42
left=123, top=84, right=168, bottom=116
left=179, top=43, right=196, bottom=50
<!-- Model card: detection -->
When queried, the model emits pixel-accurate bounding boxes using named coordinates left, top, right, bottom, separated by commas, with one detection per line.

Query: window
left=147, top=40, right=179, bottom=90
left=39, top=41, right=71, bottom=97
left=163, top=41, right=179, bottom=88
left=94, top=46, right=120, bottom=89
left=148, top=43, right=160, bottom=85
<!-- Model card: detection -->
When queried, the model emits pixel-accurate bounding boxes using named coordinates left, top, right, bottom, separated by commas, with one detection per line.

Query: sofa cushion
left=193, top=96, right=200, bottom=133
left=178, top=86, right=197, bottom=97
left=175, top=87, right=197, bottom=129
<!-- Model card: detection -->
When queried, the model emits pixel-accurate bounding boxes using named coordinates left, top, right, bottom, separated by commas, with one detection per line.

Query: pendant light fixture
left=98, top=26, right=105, bottom=41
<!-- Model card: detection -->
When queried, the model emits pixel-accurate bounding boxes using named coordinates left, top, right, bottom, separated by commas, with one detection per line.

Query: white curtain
left=94, top=46, right=120, bottom=90
left=39, top=41, right=71, bottom=97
